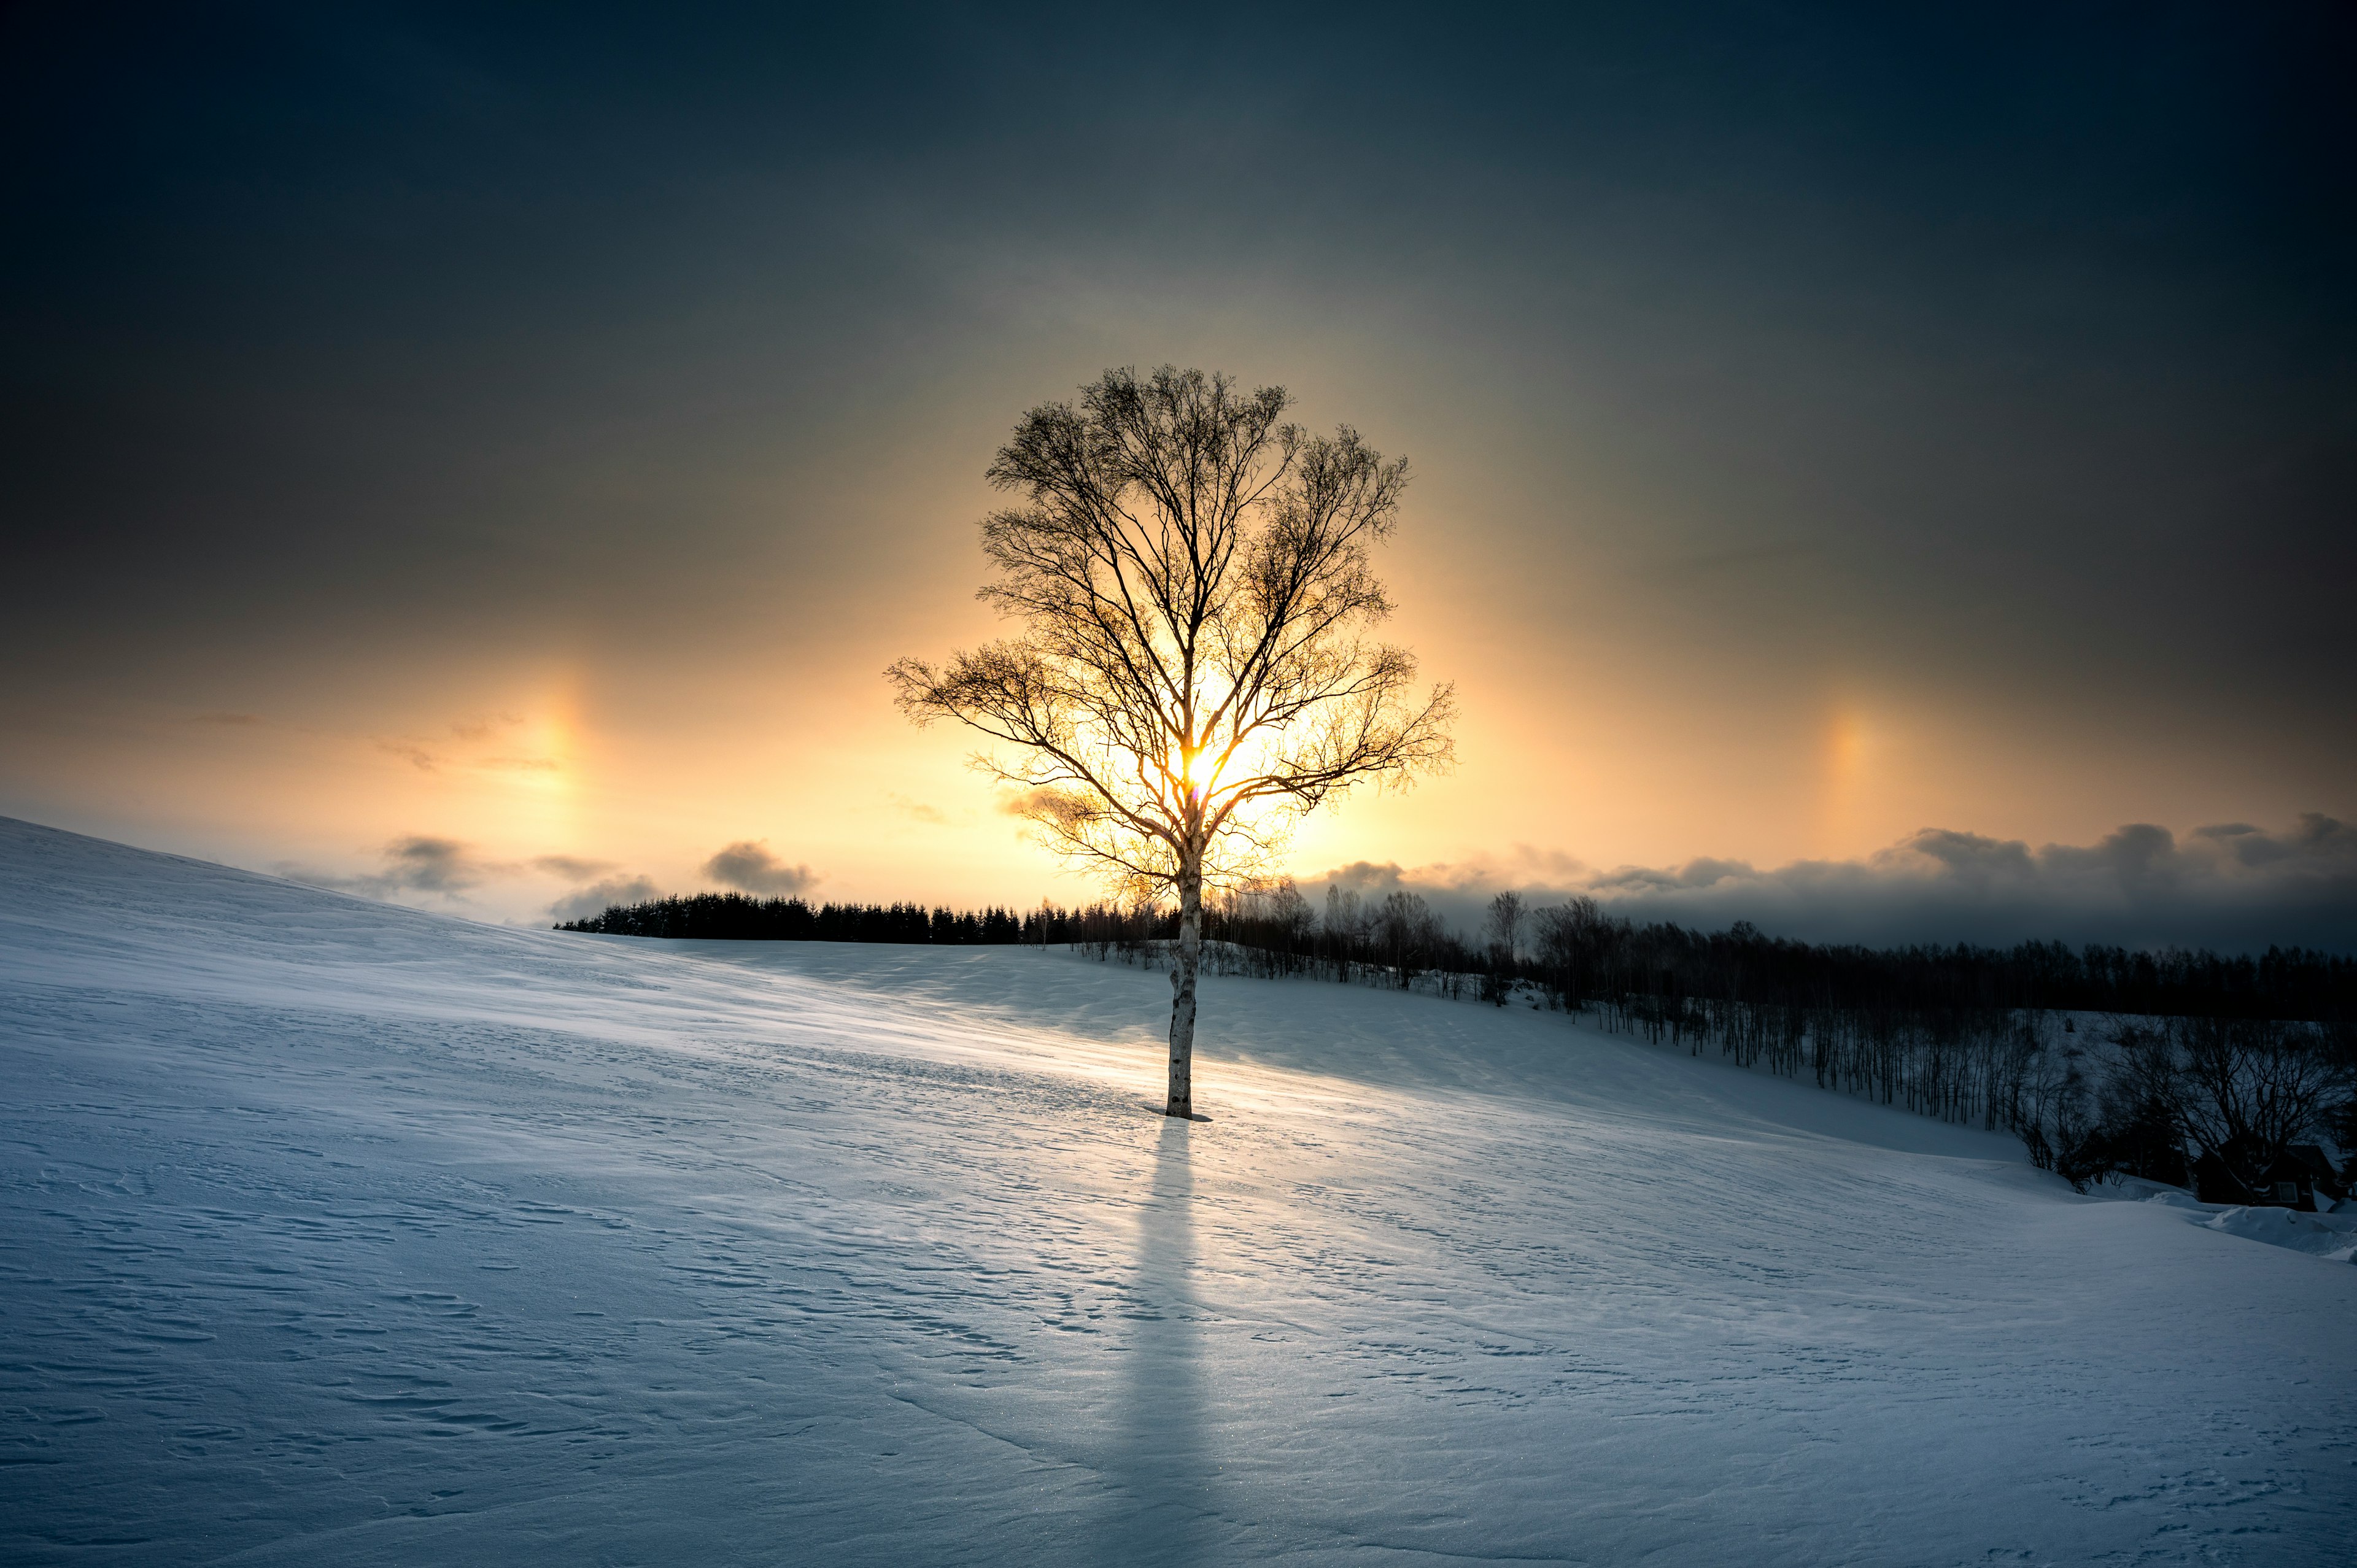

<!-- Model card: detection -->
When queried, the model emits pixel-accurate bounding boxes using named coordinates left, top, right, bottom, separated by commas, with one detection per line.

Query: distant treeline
left=1181, top=883, right=2357, bottom=1019
left=557, top=884, right=2355, bottom=1022
left=556, top=891, right=1172, bottom=947
left=1195, top=884, right=2356, bottom=1178
left=560, top=883, right=2356, bottom=1183
left=561, top=892, right=1033, bottom=944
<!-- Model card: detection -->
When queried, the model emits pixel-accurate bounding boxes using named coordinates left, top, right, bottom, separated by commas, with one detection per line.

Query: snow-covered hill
left=2, top=816, right=2350, bottom=1565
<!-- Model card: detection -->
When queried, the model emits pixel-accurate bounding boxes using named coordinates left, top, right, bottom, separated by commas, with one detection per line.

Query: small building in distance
left=2192, top=1142, right=2348, bottom=1212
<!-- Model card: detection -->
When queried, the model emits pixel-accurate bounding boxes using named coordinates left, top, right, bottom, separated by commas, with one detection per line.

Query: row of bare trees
left=2026, top=1016, right=2353, bottom=1194
left=1508, top=897, right=2354, bottom=1184
left=1071, top=881, right=2356, bottom=1188
left=1198, top=882, right=1479, bottom=995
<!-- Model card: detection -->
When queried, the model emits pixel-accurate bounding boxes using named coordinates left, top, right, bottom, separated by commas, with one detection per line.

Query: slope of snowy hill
left=2, top=816, right=2351, bottom=1566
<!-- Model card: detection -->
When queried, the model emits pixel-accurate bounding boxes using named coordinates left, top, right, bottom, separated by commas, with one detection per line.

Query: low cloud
left=549, top=875, right=660, bottom=922
left=702, top=840, right=818, bottom=897
left=277, top=837, right=659, bottom=922
left=374, top=716, right=546, bottom=776
left=531, top=854, right=613, bottom=881
left=376, top=835, right=482, bottom=894
left=889, top=793, right=950, bottom=825
left=287, top=835, right=490, bottom=900
left=999, top=787, right=1064, bottom=818
left=1297, top=816, right=2357, bottom=954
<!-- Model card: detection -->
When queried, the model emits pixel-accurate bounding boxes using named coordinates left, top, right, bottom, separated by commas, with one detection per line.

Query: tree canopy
left=890, top=366, right=1455, bottom=1116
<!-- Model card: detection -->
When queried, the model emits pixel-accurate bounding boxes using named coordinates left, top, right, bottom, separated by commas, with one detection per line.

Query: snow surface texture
left=2, top=816, right=2351, bottom=1566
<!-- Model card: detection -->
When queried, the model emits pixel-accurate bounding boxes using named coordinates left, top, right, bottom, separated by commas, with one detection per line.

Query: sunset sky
left=6, top=4, right=2353, bottom=949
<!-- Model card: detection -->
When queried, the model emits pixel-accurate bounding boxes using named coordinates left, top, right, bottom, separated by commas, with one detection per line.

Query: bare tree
left=1485, top=891, right=1523, bottom=957
left=888, top=367, right=1456, bottom=1118
left=1374, top=889, right=1443, bottom=990
left=2094, top=1019, right=2189, bottom=1186
left=1529, top=895, right=1603, bottom=1010
left=1473, top=890, right=1519, bottom=1006
left=2173, top=1017, right=2342, bottom=1189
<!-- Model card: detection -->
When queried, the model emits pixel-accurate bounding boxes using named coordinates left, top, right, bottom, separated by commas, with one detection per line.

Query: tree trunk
left=1166, top=844, right=1203, bottom=1118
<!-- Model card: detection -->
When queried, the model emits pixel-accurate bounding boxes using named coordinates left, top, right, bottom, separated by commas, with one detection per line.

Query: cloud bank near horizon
left=281, top=835, right=492, bottom=900
left=1297, top=816, right=2357, bottom=954
left=701, top=841, right=819, bottom=898
left=263, top=815, right=2357, bottom=954
left=278, top=836, right=663, bottom=924
left=548, top=875, right=661, bottom=924
left=273, top=832, right=830, bottom=922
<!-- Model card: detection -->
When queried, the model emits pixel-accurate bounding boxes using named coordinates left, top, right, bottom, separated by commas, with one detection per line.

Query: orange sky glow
left=4, top=7, right=2350, bottom=948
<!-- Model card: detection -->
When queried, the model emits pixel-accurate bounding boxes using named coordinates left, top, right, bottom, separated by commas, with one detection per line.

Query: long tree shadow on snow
left=1096, top=1116, right=1218, bottom=1563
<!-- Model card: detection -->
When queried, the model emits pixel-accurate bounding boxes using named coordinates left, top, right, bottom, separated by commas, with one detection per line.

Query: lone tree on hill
left=889, top=366, right=1456, bottom=1119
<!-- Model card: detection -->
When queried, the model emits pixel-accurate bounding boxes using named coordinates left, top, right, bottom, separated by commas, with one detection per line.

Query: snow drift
left=1, top=817, right=2351, bottom=1565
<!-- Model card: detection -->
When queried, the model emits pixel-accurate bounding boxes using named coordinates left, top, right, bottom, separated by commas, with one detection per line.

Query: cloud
left=998, top=787, right=1065, bottom=818
left=277, top=838, right=660, bottom=922
left=889, top=793, right=950, bottom=825
left=702, top=840, right=818, bottom=897
left=1296, top=816, right=2357, bottom=954
left=373, top=717, right=545, bottom=776
left=548, top=875, right=660, bottom=922
left=377, top=835, right=481, bottom=893
left=531, top=854, right=614, bottom=881
left=286, top=835, right=491, bottom=899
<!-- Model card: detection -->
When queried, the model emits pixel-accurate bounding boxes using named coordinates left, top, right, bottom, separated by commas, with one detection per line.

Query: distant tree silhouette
left=556, top=892, right=1150, bottom=947
left=889, top=366, right=1455, bottom=1119
left=1482, top=890, right=1525, bottom=1005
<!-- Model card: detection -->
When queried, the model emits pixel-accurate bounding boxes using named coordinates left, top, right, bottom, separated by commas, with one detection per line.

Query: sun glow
left=436, top=668, right=592, bottom=852
left=1161, top=724, right=1287, bottom=813
left=1817, top=705, right=1873, bottom=855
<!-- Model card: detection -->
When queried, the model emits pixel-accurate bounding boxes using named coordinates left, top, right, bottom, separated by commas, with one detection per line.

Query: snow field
left=2, top=817, right=2352, bottom=1565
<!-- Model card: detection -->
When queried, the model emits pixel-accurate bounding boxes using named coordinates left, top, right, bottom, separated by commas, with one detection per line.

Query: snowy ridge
left=2195, top=1202, right=2357, bottom=1263
left=1, top=816, right=2351, bottom=1565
